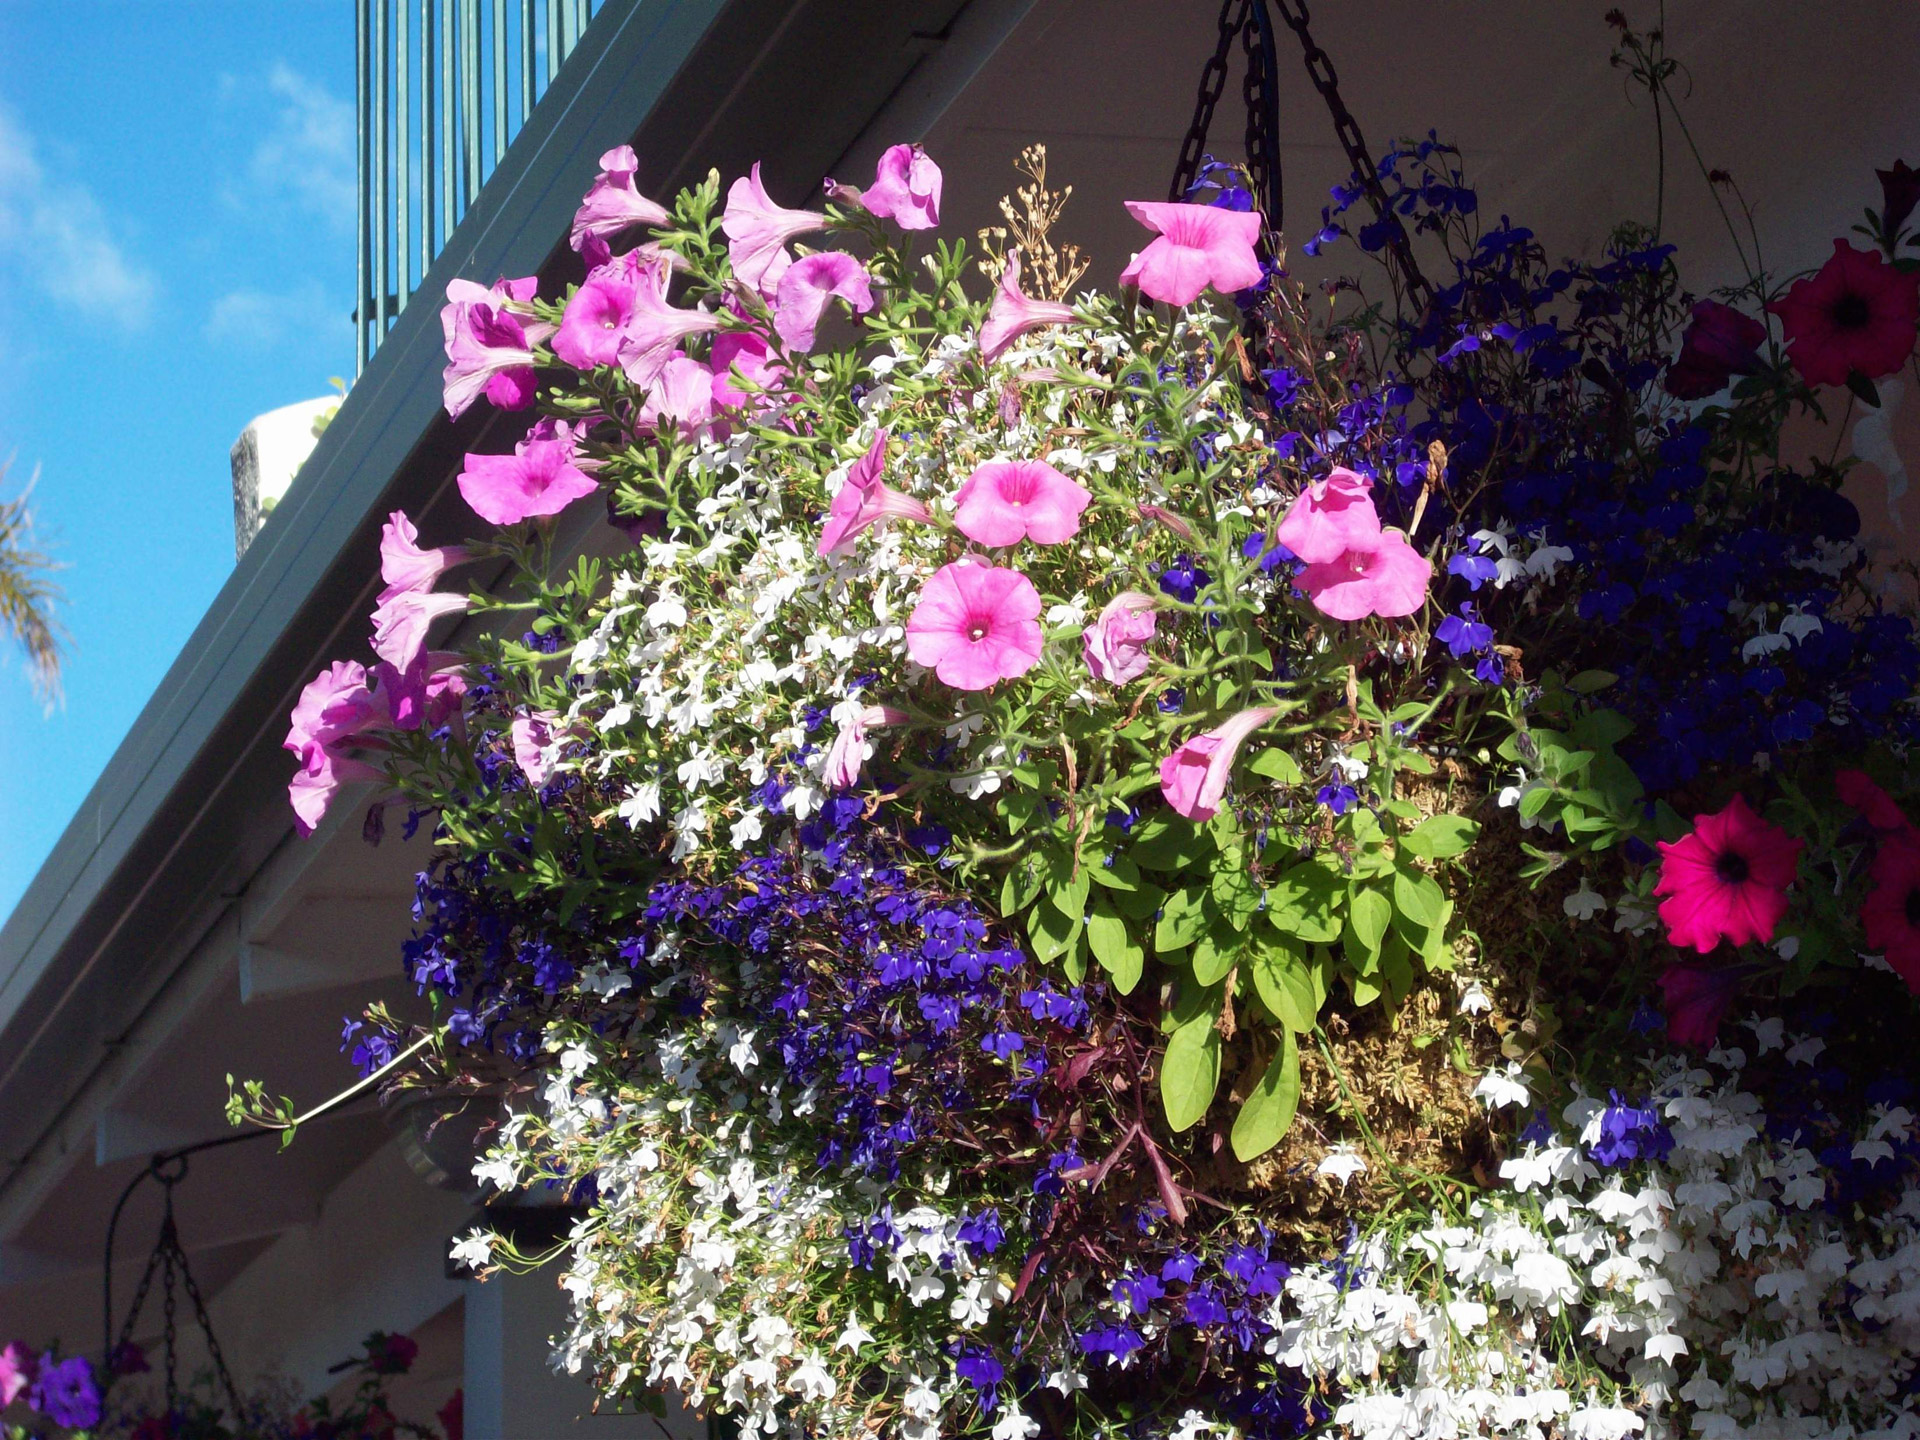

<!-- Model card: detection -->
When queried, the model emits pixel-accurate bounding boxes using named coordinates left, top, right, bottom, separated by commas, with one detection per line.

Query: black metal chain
left=1267, top=0, right=1432, bottom=306
left=1172, top=0, right=1432, bottom=308
left=108, top=1155, right=249, bottom=1429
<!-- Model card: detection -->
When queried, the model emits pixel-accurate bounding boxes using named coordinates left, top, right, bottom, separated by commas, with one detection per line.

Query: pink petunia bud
left=1082, top=591, right=1158, bottom=684
left=1158, top=707, right=1281, bottom=823
left=823, top=704, right=911, bottom=790
left=722, top=162, right=827, bottom=294
left=860, top=144, right=942, bottom=230
left=978, top=250, right=1076, bottom=362
left=569, top=145, right=670, bottom=254
left=817, top=430, right=931, bottom=555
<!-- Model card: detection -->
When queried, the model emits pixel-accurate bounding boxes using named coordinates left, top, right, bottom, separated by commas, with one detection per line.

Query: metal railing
left=355, top=0, right=605, bottom=371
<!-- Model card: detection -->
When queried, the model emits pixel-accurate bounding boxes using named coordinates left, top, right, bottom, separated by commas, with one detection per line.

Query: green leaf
left=1347, top=885, right=1391, bottom=958
left=1027, top=895, right=1081, bottom=963
left=1088, top=852, right=1142, bottom=890
left=1392, top=864, right=1445, bottom=928
left=1246, top=747, right=1304, bottom=785
left=1191, top=923, right=1243, bottom=985
left=1044, top=847, right=1090, bottom=923
left=1087, top=904, right=1145, bottom=994
left=1400, top=814, right=1480, bottom=860
left=1154, top=885, right=1212, bottom=955
left=1111, top=880, right=1167, bottom=921
left=1160, top=1013, right=1223, bottom=1132
left=1264, top=862, right=1343, bottom=943
left=1518, top=784, right=1557, bottom=820
left=1211, top=859, right=1264, bottom=932
left=1378, top=929, right=1415, bottom=1005
left=1249, top=934, right=1318, bottom=1031
left=1230, top=1030, right=1301, bottom=1161
left=999, top=853, right=1044, bottom=918
left=1567, top=669, right=1619, bottom=694
left=1131, top=816, right=1216, bottom=872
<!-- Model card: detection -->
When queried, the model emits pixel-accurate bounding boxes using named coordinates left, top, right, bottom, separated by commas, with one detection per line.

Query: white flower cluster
left=1253, top=1022, right=1920, bottom=1440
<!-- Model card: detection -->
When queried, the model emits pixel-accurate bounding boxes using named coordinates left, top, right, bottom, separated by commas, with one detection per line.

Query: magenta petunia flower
left=1275, top=466, right=1381, bottom=565
left=905, top=560, right=1044, bottom=690
left=457, top=419, right=600, bottom=528
left=1663, top=300, right=1767, bottom=400
left=378, top=510, right=470, bottom=605
left=722, top=162, right=827, bottom=293
left=1654, top=795, right=1804, bottom=953
left=708, top=330, right=787, bottom=411
left=286, top=659, right=381, bottom=763
left=1657, top=964, right=1742, bottom=1048
left=1768, top=239, right=1920, bottom=388
left=1082, top=590, right=1157, bottom=684
left=817, top=430, right=930, bottom=555
left=1862, top=835, right=1920, bottom=993
left=510, top=709, right=562, bottom=788
left=553, top=251, right=668, bottom=371
left=1158, top=706, right=1280, bottom=823
left=823, top=704, right=910, bottom=790
left=373, top=653, right=466, bottom=731
left=1294, top=532, right=1431, bottom=621
left=1836, top=768, right=1912, bottom=833
left=951, top=458, right=1091, bottom=547
left=639, top=354, right=722, bottom=439
left=859, top=144, right=942, bottom=230
left=569, top=145, right=670, bottom=254
left=614, top=278, right=723, bottom=388
left=773, top=251, right=874, bottom=351
left=1118, top=201, right=1263, bottom=307
left=978, top=249, right=1078, bottom=362
left=440, top=275, right=553, bottom=419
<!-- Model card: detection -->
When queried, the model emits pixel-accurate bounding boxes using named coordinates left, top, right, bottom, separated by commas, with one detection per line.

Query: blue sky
left=0, top=3, right=356, bottom=920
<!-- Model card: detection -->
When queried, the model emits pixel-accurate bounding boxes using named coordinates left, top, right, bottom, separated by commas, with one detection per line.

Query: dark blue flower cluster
left=1296, top=138, right=1920, bottom=790
left=1590, top=1091, right=1675, bottom=1168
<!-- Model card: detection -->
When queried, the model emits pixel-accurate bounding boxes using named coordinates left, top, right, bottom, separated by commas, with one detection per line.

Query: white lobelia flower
left=1044, top=1364, right=1088, bottom=1395
left=1474, top=1061, right=1532, bottom=1110
left=834, top=1314, right=875, bottom=1353
left=785, top=1350, right=835, bottom=1402
left=450, top=1228, right=496, bottom=1270
left=619, top=780, right=663, bottom=827
left=990, top=1407, right=1041, bottom=1440
left=1456, top=978, right=1494, bottom=1015
left=1316, top=1143, right=1368, bottom=1187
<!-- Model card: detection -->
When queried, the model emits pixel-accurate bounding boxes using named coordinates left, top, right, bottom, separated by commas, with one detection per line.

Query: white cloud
left=0, top=103, right=157, bottom=328
left=247, top=63, right=355, bottom=231
left=204, top=279, right=344, bottom=351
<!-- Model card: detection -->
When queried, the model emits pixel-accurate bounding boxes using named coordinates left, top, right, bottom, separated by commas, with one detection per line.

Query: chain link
left=1266, top=0, right=1432, bottom=305
left=1169, top=0, right=1250, bottom=207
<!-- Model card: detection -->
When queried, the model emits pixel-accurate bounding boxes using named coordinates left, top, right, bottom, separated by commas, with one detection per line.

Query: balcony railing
left=355, top=0, right=606, bottom=370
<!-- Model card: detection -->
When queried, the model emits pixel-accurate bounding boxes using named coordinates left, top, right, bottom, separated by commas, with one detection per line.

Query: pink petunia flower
left=440, top=276, right=554, bottom=419
left=569, top=145, right=670, bottom=253
left=457, top=418, right=599, bottom=527
left=708, top=330, right=787, bottom=411
left=905, top=560, right=1044, bottom=690
left=510, top=710, right=563, bottom=788
left=1768, top=239, right=1920, bottom=388
left=859, top=144, right=942, bottom=230
left=823, top=704, right=910, bottom=790
left=553, top=251, right=669, bottom=371
left=773, top=251, right=875, bottom=351
left=1837, top=768, right=1912, bottom=834
left=286, top=660, right=382, bottom=762
left=722, top=163, right=827, bottom=293
left=817, top=430, right=930, bottom=555
left=1295, top=532, right=1431, bottom=620
left=370, top=589, right=471, bottom=674
left=378, top=511, right=470, bottom=604
left=1158, top=706, right=1281, bottom=823
left=1658, top=964, right=1742, bottom=1048
left=0, top=1342, right=35, bottom=1408
left=951, top=458, right=1091, bottom=547
left=1862, top=835, right=1920, bottom=993
left=1118, top=201, right=1263, bottom=307
left=1082, top=591, right=1157, bottom=684
left=1654, top=795, right=1804, bottom=953
left=978, top=249, right=1078, bottom=362
left=289, top=744, right=386, bottom=837
left=639, top=354, right=722, bottom=439
left=1275, top=467, right=1381, bottom=565
left=1664, top=300, right=1767, bottom=400
left=615, top=279, right=723, bottom=388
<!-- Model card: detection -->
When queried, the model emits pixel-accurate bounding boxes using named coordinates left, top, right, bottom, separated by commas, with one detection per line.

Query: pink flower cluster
left=1276, top=467, right=1431, bottom=621
left=284, top=512, right=473, bottom=834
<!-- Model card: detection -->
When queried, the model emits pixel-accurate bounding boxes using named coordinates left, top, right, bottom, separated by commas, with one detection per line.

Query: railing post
left=355, top=0, right=371, bottom=372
